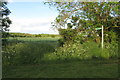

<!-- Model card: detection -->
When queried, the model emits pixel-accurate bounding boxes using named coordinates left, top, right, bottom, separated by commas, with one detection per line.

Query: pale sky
left=7, top=1, right=59, bottom=34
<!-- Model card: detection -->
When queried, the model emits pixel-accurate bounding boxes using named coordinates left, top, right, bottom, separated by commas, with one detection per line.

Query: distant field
left=2, top=37, right=119, bottom=78
left=9, top=32, right=61, bottom=37
left=8, top=37, right=60, bottom=42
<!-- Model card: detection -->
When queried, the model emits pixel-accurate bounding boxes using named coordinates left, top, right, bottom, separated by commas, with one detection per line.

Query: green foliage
left=2, top=37, right=59, bottom=66
left=46, top=2, right=119, bottom=31
left=82, top=41, right=102, bottom=58
left=43, top=28, right=118, bottom=61
left=74, top=31, right=89, bottom=44
left=104, top=31, right=118, bottom=58
left=83, top=41, right=118, bottom=59
left=46, top=2, right=120, bottom=46
left=57, top=28, right=78, bottom=46
left=1, top=2, right=12, bottom=46
left=3, top=36, right=119, bottom=78
left=58, top=29, right=77, bottom=42
left=43, top=42, right=85, bottom=61
left=35, top=34, right=41, bottom=37
left=43, top=39, right=118, bottom=61
left=2, top=32, right=10, bottom=45
left=44, top=41, right=93, bottom=61
left=58, top=38, right=65, bottom=46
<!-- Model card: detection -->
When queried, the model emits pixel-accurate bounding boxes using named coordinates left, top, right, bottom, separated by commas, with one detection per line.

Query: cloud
left=9, top=17, right=59, bottom=34
left=8, top=0, right=14, bottom=3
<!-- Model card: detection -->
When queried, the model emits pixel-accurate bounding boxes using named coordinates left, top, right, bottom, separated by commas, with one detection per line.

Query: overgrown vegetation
left=2, top=37, right=119, bottom=78
left=2, top=37, right=59, bottom=66
left=43, top=36, right=118, bottom=61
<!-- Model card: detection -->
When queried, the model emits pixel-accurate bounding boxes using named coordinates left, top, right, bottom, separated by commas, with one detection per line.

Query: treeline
left=9, top=32, right=60, bottom=38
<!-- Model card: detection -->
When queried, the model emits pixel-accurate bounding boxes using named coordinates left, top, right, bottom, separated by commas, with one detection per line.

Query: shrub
left=43, top=40, right=118, bottom=61
left=58, top=29, right=77, bottom=42
left=58, top=29, right=77, bottom=46
left=58, top=38, right=65, bottom=47
left=43, top=41, right=91, bottom=61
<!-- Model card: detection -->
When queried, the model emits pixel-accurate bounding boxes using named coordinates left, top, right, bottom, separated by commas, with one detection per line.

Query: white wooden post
left=102, top=25, right=104, bottom=49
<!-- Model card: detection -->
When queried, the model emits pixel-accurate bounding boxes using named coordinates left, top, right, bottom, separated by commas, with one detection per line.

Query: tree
left=46, top=2, right=119, bottom=29
left=45, top=2, right=119, bottom=43
left=0, top=1, right=12, bottom=46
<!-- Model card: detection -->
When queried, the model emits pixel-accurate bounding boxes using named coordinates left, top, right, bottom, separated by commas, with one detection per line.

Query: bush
left=43, top=39, right=118, bottom=61
left=58, top=29, right=77, bottom=42
left=58, top=38, right=65, bottom=47
left=43, top=41, right=94, bottom=61
left=35, top=34, right=41, bottom=37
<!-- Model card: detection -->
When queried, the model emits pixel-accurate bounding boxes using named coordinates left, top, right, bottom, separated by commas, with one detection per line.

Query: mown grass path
left=3, top=59, right=119, bottom=78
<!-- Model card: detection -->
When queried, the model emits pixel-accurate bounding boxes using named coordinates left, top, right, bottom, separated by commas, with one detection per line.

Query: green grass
left=3, top=59, right=119, bottom=78
left=2, top=37, right=119, bottom=78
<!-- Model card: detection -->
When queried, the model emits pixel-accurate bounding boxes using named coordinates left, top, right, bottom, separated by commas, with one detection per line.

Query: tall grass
left=3, top=37, right=59, bottom=65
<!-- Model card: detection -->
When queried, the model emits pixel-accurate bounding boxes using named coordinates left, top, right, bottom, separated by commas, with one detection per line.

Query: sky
left=6, top=1, right=59, bottom=34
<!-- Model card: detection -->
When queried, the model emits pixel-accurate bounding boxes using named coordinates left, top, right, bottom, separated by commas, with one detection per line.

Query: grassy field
left=2, top=37, right=119, bottom=78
